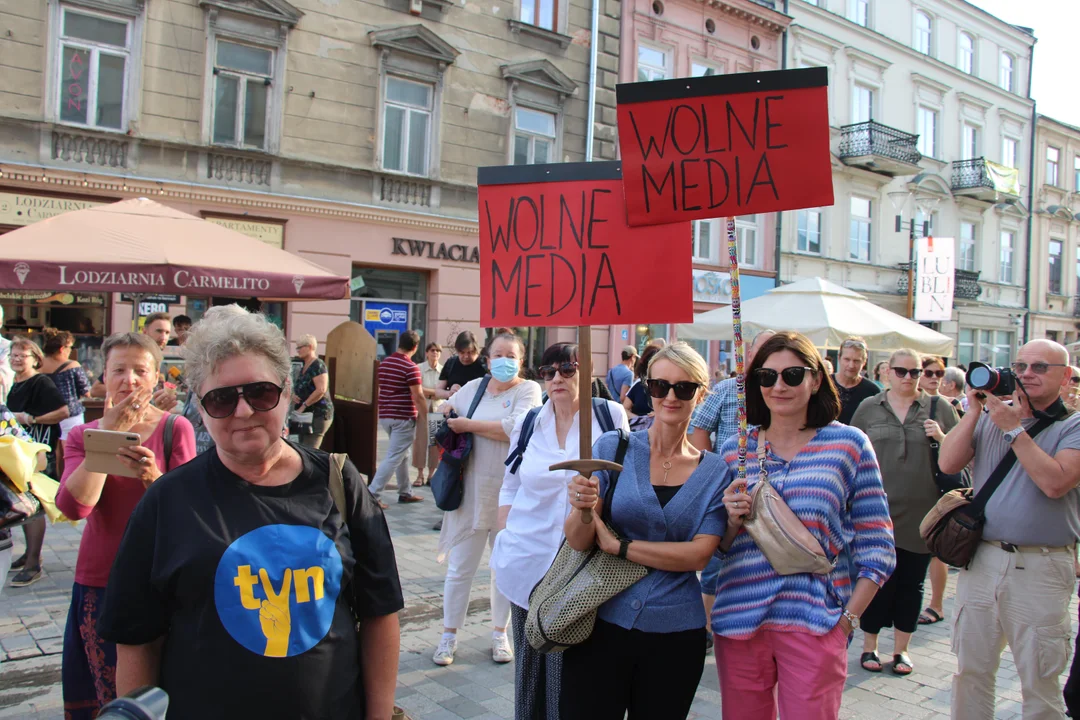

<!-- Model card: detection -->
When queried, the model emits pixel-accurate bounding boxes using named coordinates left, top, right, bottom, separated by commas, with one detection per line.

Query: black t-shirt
left=439, top=356, right=487, bottom=390
left=6, top=373, right=67, bottom=466
left=98, top=443, right=404, bottom=720
left=834, top=376, right=881, bottom=425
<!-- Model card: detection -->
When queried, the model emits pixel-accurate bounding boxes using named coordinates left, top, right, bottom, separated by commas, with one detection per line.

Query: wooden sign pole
left=550, top=326, right=620, bottom=524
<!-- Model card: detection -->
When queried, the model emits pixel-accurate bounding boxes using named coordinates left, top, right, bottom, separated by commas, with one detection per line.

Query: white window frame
left=690, top=61, right=721, bottom=78
left=1000, top=52, right=1015, bottom=92
left=959, top=221, right=977, bottom=272
left=511, top=105, right=557, bottom=166
left=199, top=11, right=289, bottom=154
left=914, top=10, right=933, bottom=56
left=849, top=196, right=872, bottom=263
left=736, top=215, right=760, bottom=269
left=797, top=208, right=823, bottom=255
left=47, top=2, right=142, bottom=133
left=1002, top=136, right=1019, bottom=169
left=1047, top=146, right=1061, bottom=187
left=1000, top=230, right=1015, bottom=284
left=852, top=84, right=874, bottom=124
left=691, top=219, right=719, bottom=265
left=962, top=123, right=979, bottom=160
left=1050, top=238, right=1064, bottom=295
left=847, top=0, right=870, bottom=27
left=917, top=106, right=937, bottom=159
left=210, top=39, right=274, bottom=150
left=518, top=0, right=558, bottom=32
left=381, top=75, right=434, bottom=177
left=637, top=44, right=670, bottom=82
left=1074, top=156, right=1080, bottom=192
left=958, top=31, right=975, bottom=74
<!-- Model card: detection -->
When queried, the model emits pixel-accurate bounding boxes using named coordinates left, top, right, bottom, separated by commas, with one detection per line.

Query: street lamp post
left=889, top=190, right=940, bottom=320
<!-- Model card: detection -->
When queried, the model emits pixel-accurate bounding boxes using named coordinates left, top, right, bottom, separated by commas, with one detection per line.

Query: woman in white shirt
left=432, top=333, right=542, bottom=668
left=492, top=342, right=629, bottom=720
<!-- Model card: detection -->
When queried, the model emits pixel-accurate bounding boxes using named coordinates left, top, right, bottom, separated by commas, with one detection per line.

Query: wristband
left=618, top=538, right=631, bottom=559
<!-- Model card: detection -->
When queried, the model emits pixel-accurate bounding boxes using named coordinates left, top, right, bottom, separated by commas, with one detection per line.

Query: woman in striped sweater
left=713, top=332, right=896, bottom=720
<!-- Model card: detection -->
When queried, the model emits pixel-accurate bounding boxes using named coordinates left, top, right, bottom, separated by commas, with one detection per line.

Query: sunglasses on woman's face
left=646, top=378, right=702, bottom=401
left=200, top=381, right=284, bottom=419
left=891, top=367, right=920, bottom=379
left=922, top=369, right=945, bottom=378
left=538, top=362, right=578, bottom=381
left=754, top=366, right=816, bottom=388
left=1072, top=376, right=1080, bottom=384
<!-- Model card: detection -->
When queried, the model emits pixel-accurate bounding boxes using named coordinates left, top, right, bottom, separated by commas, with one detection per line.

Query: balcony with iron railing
left=951, top=157, right=1021, bottom=203
left=838, top=121, right=922, bottom=177
left=897, top=264, right=983, bottom=301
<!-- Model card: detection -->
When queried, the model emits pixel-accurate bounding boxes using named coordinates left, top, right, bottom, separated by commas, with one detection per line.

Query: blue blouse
left=592, top=430, right=727, bottom=634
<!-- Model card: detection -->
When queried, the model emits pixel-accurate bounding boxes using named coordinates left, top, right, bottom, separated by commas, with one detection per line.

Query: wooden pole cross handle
left=550, top=459, right=623, bottom=524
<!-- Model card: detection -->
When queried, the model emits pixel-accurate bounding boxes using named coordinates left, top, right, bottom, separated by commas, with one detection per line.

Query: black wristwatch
left=618, top=538, right=632, bottom=559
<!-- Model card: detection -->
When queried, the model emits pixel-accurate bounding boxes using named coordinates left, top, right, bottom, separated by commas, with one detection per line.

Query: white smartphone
left=83, top=429, right=142, bottom=477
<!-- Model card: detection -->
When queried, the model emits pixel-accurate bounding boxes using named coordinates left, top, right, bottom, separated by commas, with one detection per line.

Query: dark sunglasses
left=1071, top=376, right=1080, bottom=384
left=891, top=367, right=920, bottom=379
left=922, top=369, right=945, bottom=378
left=200, top=381, right=284, bottom=419
left=646, top=378, right=702, bottom=401
left=538, top=362, right=578, bottom=381
left=754, top=366, right=816, bottom=388
left=1011, top=362, right=1069, bottom=375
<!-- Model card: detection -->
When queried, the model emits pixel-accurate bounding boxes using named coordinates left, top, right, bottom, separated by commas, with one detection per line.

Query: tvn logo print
left=214, top=525, right=343, bottom=658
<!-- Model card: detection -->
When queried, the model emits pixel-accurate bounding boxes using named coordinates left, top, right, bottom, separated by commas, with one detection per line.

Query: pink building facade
left=617, top=0, right=790, bottom=370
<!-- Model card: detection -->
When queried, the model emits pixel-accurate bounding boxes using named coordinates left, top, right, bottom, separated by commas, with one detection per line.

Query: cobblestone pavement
left=0, top=452, right=1074, bottom=718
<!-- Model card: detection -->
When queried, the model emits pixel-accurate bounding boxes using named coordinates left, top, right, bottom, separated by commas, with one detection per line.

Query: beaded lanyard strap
left=725, top=217, right=748, bottom=489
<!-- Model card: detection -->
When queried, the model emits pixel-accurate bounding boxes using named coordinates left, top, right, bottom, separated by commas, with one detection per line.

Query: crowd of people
left=2, top=304, right=1080, bottom=720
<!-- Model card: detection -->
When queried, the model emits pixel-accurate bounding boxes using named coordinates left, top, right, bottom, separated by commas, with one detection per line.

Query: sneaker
left=398, top=494, right=424, bottom=504
left=432, top=520, right=443, bottom=531
left=492, top=632, right=513, bottom=664
left=9, top=566, right=42, bottom=587
left=433, top=634, right=457, bottom=666
left=9, top=553, right=26, bottom=570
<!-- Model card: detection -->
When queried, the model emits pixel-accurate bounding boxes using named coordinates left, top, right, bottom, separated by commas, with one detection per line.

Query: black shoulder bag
left=921, top=414, right=1056, bottom=568
left=430, top=376, right=491, bottom=511
left=929, top=397, right=967, bottom=494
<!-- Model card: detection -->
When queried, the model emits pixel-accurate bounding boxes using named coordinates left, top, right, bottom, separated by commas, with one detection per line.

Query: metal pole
left=905, top=219, right=915, bottom=319
left=584, top=0, right=600, bottom=160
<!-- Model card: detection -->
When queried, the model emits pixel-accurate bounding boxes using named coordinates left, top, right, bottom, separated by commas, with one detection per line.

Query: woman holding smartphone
left=55, top=333, right=196, bottom=720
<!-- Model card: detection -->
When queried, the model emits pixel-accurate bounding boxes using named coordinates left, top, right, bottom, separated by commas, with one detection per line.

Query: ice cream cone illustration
left=14, top=263, right=29, bottom=285
left=292, top=275, right=305, bottom=295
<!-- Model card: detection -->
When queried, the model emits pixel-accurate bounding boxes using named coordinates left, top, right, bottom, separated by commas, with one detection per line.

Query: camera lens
left=969, top=365, right=993, bottom=390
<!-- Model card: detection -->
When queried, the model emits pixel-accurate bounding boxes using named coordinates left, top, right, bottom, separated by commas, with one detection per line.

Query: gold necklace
left=656, top=449, right=677, bottom=485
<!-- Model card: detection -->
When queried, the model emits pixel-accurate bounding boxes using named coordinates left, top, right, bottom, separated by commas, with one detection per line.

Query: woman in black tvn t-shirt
left=98, top=307, right=404, bottom=720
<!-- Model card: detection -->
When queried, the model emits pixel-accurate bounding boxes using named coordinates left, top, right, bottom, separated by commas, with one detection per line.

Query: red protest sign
left=616, top=67, right=833, bottom=227
left=478, top=162, right=693, bottom=328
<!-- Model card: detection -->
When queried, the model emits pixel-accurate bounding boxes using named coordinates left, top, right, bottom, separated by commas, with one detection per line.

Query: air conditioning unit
left=410, top=0, right=423, bottom=14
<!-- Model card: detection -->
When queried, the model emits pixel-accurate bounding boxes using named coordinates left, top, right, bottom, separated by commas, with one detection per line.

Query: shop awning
left=0, top=198, right=348, bottom=300
left=676, top=277, right=955, bottom=356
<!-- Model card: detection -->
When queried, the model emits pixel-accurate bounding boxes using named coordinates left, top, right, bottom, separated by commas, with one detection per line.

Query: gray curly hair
left=182, top=305, right=292, bottom=399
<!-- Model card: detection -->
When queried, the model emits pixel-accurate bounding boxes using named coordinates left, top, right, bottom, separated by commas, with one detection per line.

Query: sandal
left=413, top=477, right=426, bottom=487
left=918, top=607, right=944, bottom=625
left=860, top=651, right=882, bottom=673
left=892, top=652, right=913, bottom=676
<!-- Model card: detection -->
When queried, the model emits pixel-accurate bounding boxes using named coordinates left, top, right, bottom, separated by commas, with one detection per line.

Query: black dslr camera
left=966, top=361, right=1016, bottom=397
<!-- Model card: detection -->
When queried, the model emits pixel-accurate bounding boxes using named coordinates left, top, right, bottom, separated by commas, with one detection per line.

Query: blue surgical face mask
left=490, top=356, right=519, bottom=382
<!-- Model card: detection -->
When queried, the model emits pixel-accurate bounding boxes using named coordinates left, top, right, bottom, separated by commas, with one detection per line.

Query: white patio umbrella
left=676, top=277, right=955, bottom=356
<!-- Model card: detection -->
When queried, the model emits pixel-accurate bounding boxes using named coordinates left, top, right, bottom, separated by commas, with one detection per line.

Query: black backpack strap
left=600, top=430, right=630, bottom=525
left=969, top=415, right=1056, bottom=517
left=465, top=376, right=491, bottom=419
left=592, top=398, right=615, bottom=433
left=163, top=413, right=177, bottom=472
left=505, top=406, right=542, bottom=473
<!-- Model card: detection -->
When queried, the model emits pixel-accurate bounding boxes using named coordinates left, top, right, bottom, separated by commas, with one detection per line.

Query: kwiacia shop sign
left=391, top=238, right=480, bottom=264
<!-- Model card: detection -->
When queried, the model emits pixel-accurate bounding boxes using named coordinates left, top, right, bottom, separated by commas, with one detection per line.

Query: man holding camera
left=939, top=339, right=1080, bottom=720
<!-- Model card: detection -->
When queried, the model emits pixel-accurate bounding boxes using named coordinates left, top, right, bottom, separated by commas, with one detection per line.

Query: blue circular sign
left=379, top=308, right=393, bottom=324
left=214, top=525, right=343, bottom=658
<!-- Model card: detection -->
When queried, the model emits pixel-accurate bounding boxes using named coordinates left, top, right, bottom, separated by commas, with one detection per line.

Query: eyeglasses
left=646, top=378, right=702, bottom=401
left=1011, top=362, right=1069, bottom=375
left=9, top=353, right=34, bottom=360
left=841, top=339, right=867, bottom=350
left=891, top=367, right=921, bottom=379
left=538, top=362, right=578, bottom=381
left=1071, top=376, right=1080, bottom=384
left=754, top=366, right=816, bottom=388
left=922, top=369, right=945, bottom=378
left=199, top=381, right=284, bottom=419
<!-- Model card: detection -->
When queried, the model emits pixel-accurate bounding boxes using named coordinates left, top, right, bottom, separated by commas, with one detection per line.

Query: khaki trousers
left=952, top=543, right=1075, bottom=720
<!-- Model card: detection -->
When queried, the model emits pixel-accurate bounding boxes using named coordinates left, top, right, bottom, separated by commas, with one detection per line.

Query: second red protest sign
left=478, top=162, right=693, bottom=327
left=615, top=67, right=833, bottom=227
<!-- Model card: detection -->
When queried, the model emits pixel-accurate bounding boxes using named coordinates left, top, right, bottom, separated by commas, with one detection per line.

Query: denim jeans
left=368, top=418, right=416, bottom=499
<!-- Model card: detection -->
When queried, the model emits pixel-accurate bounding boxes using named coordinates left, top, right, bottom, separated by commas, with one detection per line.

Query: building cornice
left=697, top=0, right=792, bottom=35
left=843, top=46, right=891, bottom=72
left=956, top=92, right=993, bottom=113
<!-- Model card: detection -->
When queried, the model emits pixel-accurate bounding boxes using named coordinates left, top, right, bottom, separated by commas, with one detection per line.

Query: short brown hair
left=425, top=342, right=442, bottom=353
left=10, top=336, right=44, bottom=369
left=746, top=331, right=840, bottom=430
left=921, top=355, right=944, bottom=369
left=398, top=330, right=420, bottom=353
left=102, top=332, right=164, bottom=370
left=42, top=327, right=74, bottom=356
left=143, top=312, right=171, bottom=329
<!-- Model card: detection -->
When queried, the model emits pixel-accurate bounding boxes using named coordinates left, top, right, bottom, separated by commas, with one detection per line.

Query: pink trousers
left=715, top=624, right=848, bottom=720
